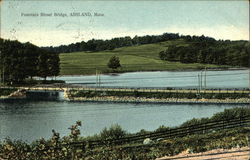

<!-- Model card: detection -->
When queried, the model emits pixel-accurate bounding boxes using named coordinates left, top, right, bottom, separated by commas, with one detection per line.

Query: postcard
left=0, top=0, right=249, bottom=159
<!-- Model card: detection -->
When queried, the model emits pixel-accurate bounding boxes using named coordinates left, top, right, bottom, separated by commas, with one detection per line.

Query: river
left=0, top=101, right=247, bottom=143
left=1, top=70, right=249, bottom=142
left=54, top=70, right=249, bottom=89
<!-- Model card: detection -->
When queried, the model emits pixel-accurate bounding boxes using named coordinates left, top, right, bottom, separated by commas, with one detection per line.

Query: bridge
left=1, top=86, right=249, bottom=104
left=15, top=85, right=250, bottom=94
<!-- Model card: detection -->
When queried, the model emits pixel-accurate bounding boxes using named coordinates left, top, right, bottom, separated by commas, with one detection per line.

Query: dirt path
left=157, top=147, right=250, bottom=160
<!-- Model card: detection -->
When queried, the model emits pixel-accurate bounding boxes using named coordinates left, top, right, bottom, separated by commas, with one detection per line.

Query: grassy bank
left=0, top=108, right=249, bottom=159
left=60, top=39, right=226, bottom=75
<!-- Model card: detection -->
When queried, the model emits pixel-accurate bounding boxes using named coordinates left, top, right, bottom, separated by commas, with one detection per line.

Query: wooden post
left=204, top=67, right=207, bottom=90
left=240, top=116, right=242, bottom=127
left=198, top=74, right=200, bottom=94
left=249, top=69, right=250, bottom=90
left=203, top=123, right=206, bottom=134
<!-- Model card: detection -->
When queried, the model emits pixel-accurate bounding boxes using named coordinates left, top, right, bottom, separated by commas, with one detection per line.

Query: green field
left=60, top=39, right=226, bottom=75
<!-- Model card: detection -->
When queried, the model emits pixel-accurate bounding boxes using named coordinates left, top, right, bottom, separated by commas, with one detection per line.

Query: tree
left=38, top=50, right=50, bottom=80
left=0, top=38, right=60, bottom=84
left=107, top=56, right=121, bottom=70
left=48, top=52, right=60, bottom=78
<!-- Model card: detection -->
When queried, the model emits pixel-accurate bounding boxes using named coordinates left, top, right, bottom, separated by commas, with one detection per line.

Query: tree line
left=0, top=39, right=60, bottom=84
left=44, top=33, right=213, bottom=53
left=159, top=40, right=250, bottom=67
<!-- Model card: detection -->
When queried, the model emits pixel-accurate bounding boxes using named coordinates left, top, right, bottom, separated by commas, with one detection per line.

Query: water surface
left=53, top=70, right=249, bottom=89
left=0, top=101, right=246, bottom=142
left=1, top=70, right=249, bottom=142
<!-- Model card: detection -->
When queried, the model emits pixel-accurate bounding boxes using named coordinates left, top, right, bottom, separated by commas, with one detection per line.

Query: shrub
left=154, top=125, right=170, bottom=132
left=107, top=56, right=121, bottom=70
left=100, top=124, right=127, bottom=140
left=211, top=107, right=250, bottom=121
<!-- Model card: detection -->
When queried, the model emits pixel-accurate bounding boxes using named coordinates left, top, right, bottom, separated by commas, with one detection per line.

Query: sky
left=0, top=0, right=249, bottom=47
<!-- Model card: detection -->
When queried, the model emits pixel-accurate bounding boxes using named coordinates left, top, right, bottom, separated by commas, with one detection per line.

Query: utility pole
left=204, top=67, right=207, bottom=90
left=2, top=67, right=4, bottom=85
left=96, top=68, right=98, bottom=87
left=0, top=50, right=4, bottom=85
left=98, top=72, right=101, bottom=87
left=198, top=73, right=200, bottom=94
left=96, top=69, right=101, bottom=87
left=200, top=71, right=203, bottom=90
left=0, top=51, right=1, bottom=84
left=249, top=69, right=250, bottom=89
left=200, top=67, right=207, bottom=91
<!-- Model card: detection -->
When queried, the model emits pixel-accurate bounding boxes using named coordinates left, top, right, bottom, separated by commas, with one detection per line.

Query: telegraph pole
left=249, top=69, right=250, bottom=89
left=98, top=72, right=101, bottom=87
left=2, top=67, right=4, bottom=85
left=96, top=68, right=98, bottom=87
left=96, top=69, right=101, bottom=87
left=198, top=73, right=200, bottom=94
left=204, top=67, right=207, bottom=90
left=200, top=68, right=207, bottom=91
left=0, top=50, right=3, bottom=85
left=0, top=51, right=1, bottom=84
left=200, top=71, right=203, bottom=90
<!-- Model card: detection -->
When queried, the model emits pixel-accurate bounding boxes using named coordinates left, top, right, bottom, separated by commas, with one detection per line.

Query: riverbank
left=0, top=89, right=26, bottom=100
left=65, top=95, right=250, bottom=105
left=65, top=87, right=250, bottom=104
left=1, top=85, right=249, bottom=105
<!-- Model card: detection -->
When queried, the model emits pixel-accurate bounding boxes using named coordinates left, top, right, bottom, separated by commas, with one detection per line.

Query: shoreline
left=65, top=96, right=250, bottom=105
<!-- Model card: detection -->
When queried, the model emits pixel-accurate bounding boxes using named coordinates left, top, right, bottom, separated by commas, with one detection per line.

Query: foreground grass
left=60, top=39, right=225, bottom=75
left=84, top=128, right=250, bottom=160
left=0, top=127, right=249, bottom=160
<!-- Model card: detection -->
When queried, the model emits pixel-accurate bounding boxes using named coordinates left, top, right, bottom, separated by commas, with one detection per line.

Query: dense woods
left=0, top=39, right=60, bottom=84
left=43, top=33, right=182, bottom=53
left=159, top=40, right=250, bottom=67
left=44, top=32, right=249, bottom=68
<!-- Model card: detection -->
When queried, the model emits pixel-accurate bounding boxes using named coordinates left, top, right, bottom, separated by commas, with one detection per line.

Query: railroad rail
left=1, top=86, right=249, bottom=94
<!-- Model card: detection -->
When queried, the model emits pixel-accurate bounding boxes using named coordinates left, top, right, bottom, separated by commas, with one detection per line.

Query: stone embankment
left=3, top=89, right=27, bottom=99
left=64, top=91, right=250, bottom=105
left=1, top=87, right=249, bottom=104
left=0, top=89, right=26, bottom=100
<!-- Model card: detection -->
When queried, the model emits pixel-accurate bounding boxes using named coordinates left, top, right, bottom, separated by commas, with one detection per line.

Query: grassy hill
left=60, top=39, right=226, bottom=75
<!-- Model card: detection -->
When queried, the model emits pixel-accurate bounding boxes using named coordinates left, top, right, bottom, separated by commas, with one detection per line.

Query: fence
left=69, top=115, right=250, bottom=148
left=8, top=114, right=250, bottom=155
